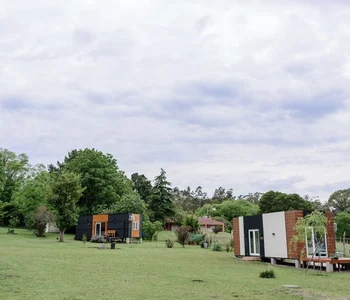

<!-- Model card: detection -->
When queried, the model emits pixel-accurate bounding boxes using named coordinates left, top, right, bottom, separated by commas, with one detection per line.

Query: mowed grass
left=1, top=228, right=350, bottom=300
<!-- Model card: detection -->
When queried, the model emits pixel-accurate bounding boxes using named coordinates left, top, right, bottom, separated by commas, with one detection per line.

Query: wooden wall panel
left=285, top=210, right=304, bottom=259
left=325, top=211, right=336, bottom=256
left=233, top=218, right=240, bottom=256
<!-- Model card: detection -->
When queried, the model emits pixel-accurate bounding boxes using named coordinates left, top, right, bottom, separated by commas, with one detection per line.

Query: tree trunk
left=59, top=229, right=66, bottom=242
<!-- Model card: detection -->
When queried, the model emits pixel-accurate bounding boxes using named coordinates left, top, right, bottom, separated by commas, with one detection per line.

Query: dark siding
left=243, top=215, right=265, bottom=257
left=107, top=213, right=132, bottom=238
left=75, top=216, right=93, bottom=240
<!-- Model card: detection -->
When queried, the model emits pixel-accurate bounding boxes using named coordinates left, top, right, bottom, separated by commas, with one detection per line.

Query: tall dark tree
left=259, top=190, right=313, bottom=214
left=173, top=186, right=209, bottom=212
left=131, top=173, right=153, bottom=202
left=148, top=168, right=175, bottom=222
left=237, top=192, right=264, bottom=204
left=328, top=189, right=350, bottom=213
left=211, top=187, right=234, bottom=203
left=55, top=148, right=133, bottom=214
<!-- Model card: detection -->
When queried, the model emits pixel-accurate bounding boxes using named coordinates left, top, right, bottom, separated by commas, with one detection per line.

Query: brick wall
left=233, top=218, right=240, bottom=256
left=285, top=210, right=304, bottom=259
left=325, top=211, right=336, bottom=256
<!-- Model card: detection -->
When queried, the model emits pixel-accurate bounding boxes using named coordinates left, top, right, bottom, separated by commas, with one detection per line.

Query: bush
left=212, top=242, right=223, bottom=252
left=8, top=216, right=20, bottom=229
left=82, top=234, right=87, bottom=246
left=211, top=216, right=232, bottom=233
left=175, top=226, right=190, bottom=248
left=33, top=206, right=53, bottom=237
left=259, top=269, right=275, bottom=279
left=143, top=220, right=163, bottom=241
left=165, top=239, right=174, bottom=248
left=225, top=238, right=234, bottom=252
left=182, top=215, right=200, bottom=233
left=189, top=233, right=205, bottom=245
left=212, top=226, right=222, bottom=234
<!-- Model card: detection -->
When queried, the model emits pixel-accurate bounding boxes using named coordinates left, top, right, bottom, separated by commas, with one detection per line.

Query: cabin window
left=305, top=227, right=327, bottom=257
left=248, top=229, right=260, bottom=256
left=133, top=221, right=139, bottom=230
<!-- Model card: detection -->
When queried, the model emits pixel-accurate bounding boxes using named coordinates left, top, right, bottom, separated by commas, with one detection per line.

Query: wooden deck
left=301, top=257, right=350, bottom=272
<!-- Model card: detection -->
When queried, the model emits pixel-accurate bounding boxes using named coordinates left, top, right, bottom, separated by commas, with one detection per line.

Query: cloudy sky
left=1, top=0, right=350, bottom=201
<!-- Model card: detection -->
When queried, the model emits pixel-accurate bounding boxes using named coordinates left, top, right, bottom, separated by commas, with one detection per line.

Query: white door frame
left=95, top=222, right=102, bottom=237
left=249, top=229, right=260, bottom=256
left=305, top=227, right=328, bottom=257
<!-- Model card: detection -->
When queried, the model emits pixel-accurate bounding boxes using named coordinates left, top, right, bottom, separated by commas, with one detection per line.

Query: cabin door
left=305, top=227, right=327, bottom=257
left=248, top=229, right=260, bottom=256
left=95, top=222, right=102, bottom=237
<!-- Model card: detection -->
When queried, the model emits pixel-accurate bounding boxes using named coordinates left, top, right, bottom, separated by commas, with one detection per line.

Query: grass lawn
left=1, top=228, right=350, bottom=300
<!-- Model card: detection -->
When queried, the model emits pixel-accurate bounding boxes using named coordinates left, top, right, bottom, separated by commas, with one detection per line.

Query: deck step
left=242, top=256, right=261, bottom=261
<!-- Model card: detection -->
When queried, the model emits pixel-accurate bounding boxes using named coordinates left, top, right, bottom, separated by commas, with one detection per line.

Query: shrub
left=189, top=233, right=205, bottom=245
left=82, top=234, right=87, bottom=246
left=9, top=216, right=20, bottom=229
left=212, top=242, right=223, bottom=252
left=182, top=215, right=200, bottom=233
left=225, top=238, right=234, bottom=252
left=175, top=226, right=190, bottom=248
left=165, top=239, right=174, bottom=248
left=259, top=269, right=275, bottom=279
left=143, top=220, right=163, bottom=241
left=33, top=206, right=53, bottom=237
left=212, top=226, right=222, bottom=234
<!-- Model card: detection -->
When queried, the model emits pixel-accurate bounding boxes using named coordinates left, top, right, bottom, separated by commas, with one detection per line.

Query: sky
left=1, top=0, right=350, bottom=201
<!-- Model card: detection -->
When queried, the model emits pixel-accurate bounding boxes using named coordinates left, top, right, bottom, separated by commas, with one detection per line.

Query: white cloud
left=1, top=0, right=350, bottom=201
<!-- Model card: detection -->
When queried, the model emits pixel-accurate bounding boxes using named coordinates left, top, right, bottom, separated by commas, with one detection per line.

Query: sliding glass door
left=249, top=229, right=260, bottom=256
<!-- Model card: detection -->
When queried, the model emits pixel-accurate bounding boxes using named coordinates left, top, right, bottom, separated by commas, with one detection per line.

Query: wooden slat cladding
left=233, top=218, right=240, bottom=256
left=325, top=211, right=336, bottom=256
left=285, top=210, right=304, bottom=259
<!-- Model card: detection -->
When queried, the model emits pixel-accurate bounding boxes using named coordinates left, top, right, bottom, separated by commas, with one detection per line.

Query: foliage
left=195, top=204, right=217, bottom=218
left=12, top=170, right=52, bottom=220
left=237, top=192, right=264, bottom=204
left=175, top=226, right=190, bottom=248
left=259, top=190, right=313, bottom=214
left=217, top=199, right=260, bottom=221
left=173, top=186, right=209, bottom=212
left=225, top=238, right=234, bottom=252
left=49, top=171, right=84, bottom=242
left=8, top=216, right=20, bottom=228
left=211, top=242, right=223, bottom=252
left=189, top=233, right=205, bottom=245
left=0, top=201, right=18, bottom=226
left=95, top=192, right=148, bottom=218
left=212, top=226, right=222, bottom=234
left=328, top=189, right=350, bottom=213
left=182, top=215, right=200, bottom=233
left=142, top=220, right=163, bottom=241
left=211, top=216, right=232, bottom=233
left=31, top=206, right=53, bottom=237
left=290, top=211, right=328, bottom=259
left=52, top=148, right=133, bottom=215
left=259, top=269, right=275, bottom=279
left=148, top=168, right=175, bottom=222
left=335, top=212, right=350, bottom=239
left=211, top=187, right=234, bottom=203
left=82, top=234, right=87, bottom=246
left=165, top=239, right=174, bottom=248
left=0, top=148, right=30, bottom=203
left=131, top=173, right=153, bottom=203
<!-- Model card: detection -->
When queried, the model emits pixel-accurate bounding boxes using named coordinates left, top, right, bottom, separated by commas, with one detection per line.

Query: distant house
left=164, top=217, right=224, bottom=233
left=199, top=217, right=224, bottom=233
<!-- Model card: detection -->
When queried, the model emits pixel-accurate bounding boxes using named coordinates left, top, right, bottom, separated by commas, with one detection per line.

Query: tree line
left=1, top=147, right=350, bottom=240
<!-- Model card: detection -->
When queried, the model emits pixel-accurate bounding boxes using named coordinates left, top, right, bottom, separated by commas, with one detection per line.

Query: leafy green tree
left=217, top=200, right=260, bottom=221
left=49, top=171, right=84, bottom=242
left=259, top=190, right=313, bottom=213
left=182, top=215, right=200, bottom=233
left=173, top=186, right=209, bottom=213
left=148, top=169, right=175, bottom=222
left=54, top=148, right=132, bottom=215
left=12, top=170, right=52, bottom=226
left=335, top=212, right=350, bottom=239
left=328, top=189, right=350, bottom=213
left=131, top=173, right=153, bottom=202
left=95, top=192, right=148, bottom=218
left=237, top=192, right=264, bottom=204
left=211, top=187, right=234, bottom=203
left=0, top=149, right=30, bottom=203
left=142, top=220, right=163, bottom=241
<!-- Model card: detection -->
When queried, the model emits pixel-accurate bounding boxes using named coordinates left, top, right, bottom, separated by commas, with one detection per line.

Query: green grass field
left=1, top=228, right=350, bottom=300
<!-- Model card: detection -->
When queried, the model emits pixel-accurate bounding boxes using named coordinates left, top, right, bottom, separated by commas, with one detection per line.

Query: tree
left=55, top=148, right=133, bottom=215
left=95, top=192, right=148, bottom=218
left=29, top=206, right=53, bottom=237
left=131, top=173, right=153, bottom=202
left=142, top=220, right=163, bottom=241
left=211, top=187, right=234, bottom=203
left=175, top=226, right=190, bottom=248
left=217, top=199, right=260, bottom=221
left=335, top=212, right=350, bottom=239
left=12, top=170, right=52, bottom=226
left=49, top=171, right=84, bottom=242
left=259, top=190, right=313, bottom=214
left=0, top=149, right=30, bottom=203
left=182, top=215, right=200, bottom=233
left=148, top=169, right=175, bottom=222
left=290, top=211, right=328, bottom=273
left=304, top=195, right=325, bottom=211
left=173, top=186, right=209, bottom=213
left=328, top=189, right=350, bottom=213
left=237, top=192, right=264, bottom=204
left=212, top=216, right=232, bottom=233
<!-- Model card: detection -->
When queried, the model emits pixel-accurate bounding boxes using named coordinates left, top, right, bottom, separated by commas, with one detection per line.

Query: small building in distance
left=164, top=216, right=225, bottom=233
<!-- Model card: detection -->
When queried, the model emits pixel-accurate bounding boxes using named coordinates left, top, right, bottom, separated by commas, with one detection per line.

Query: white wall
left=262, top=212, right=288, bottom=258
left=239, top=217, right=245, bottom=256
